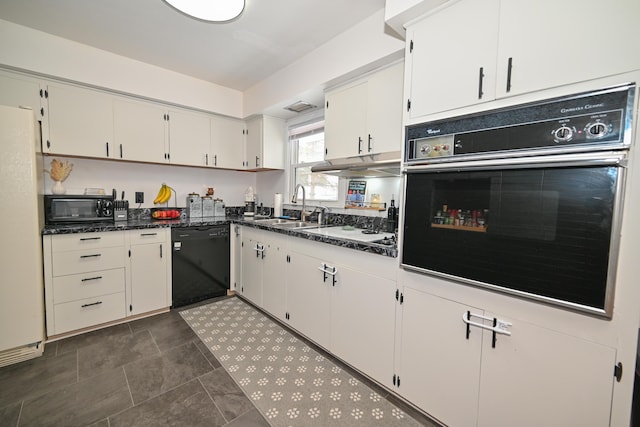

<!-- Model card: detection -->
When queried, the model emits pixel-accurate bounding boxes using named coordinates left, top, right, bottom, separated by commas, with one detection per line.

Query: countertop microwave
left=44, top=195, right=115, bottom=224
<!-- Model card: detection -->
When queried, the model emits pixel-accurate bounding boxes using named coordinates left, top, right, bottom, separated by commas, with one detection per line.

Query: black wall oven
left=402, top=83, right=635, bottom=317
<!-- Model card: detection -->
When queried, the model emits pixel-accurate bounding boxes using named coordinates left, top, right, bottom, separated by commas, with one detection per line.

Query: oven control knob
left=553, top=126, right=574, bottom=142
left=420, top=144, right=432, bottom=156
left=585, top=122, right=609, bottom=139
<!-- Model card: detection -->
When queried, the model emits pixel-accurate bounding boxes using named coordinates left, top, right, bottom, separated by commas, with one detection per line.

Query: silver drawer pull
left=81, top=276, right=103, bottom=282
left=140, top=233, right=158, bottom=236
left=81, top=301, right=103, bottom=308
left=80, top=254, right=102, bottom=259
left=80, top=237, right=101, bottom=241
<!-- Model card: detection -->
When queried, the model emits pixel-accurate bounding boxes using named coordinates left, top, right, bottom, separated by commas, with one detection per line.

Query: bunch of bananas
left=153, top=183, right=173, bottom=204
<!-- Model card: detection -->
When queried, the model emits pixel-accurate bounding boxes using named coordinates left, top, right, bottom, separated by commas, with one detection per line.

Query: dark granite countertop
left=42, top=216, right=398, bottom=258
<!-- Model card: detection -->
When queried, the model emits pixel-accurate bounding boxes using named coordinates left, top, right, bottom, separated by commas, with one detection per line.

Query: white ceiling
left=0, top=0, right=386, bottom=92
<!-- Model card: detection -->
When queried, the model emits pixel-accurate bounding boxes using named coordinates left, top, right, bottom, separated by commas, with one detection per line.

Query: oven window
left=51, top=200, right=94, bottom=218
left=402, top=165, right=618, bottom=312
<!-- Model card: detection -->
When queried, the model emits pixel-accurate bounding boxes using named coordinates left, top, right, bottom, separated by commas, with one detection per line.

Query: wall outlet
left=135, top=192, right=144, bottom=203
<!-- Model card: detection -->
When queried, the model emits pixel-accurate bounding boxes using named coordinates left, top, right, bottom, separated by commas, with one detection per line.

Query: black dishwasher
left=171, top=225, right=230, bottom=308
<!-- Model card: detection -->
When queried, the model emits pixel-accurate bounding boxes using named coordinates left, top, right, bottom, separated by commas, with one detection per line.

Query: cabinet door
left=211, top=116, right=245, bottom=169
left=261, top=236, right=288, bottom=321
left=240, top=229, right=263, bottom=305
left=324, top=82, right=367, bottom=159
left=245, top=116, right=261, bottom=169
left=167, top=109, right=210, bottom=167
left=405, top=0, right=500, bottom=119
left=0, top=73, right=43, bottom=114
left=477, top=314, right=616, bottom=427
left=129, top=242, right=168, bottom=315
left=330, top=266, right=396, bottom=385
left=496, top=0, right=640, bottom=98
left=113, top=98, right=166, bottom=163
left=47, top=84, right=114, bottom=158
left=286, top=251, right=331, bottom=349
left=366, top=62, right=404, bottom=154
left=398, top=287, right=482, bottom=427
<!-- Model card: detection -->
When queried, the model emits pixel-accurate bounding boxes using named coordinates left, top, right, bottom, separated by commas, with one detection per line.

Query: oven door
left=401, top=152, right=626, bottom=317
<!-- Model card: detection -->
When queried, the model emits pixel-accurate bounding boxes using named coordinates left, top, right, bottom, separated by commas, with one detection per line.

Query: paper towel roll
left=274, top=193, right=283, bottom=217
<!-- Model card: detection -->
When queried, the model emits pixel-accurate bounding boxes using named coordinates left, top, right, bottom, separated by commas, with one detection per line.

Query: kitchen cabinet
left=113, top=98, right=167, bottom=164
left=240, top=227, right=265, bottom=305
left=324, top=61, right=403, bottom=159
left=127, top=228, right=171, bottom=316
left=42, top=231, right=127, bottom=336
left=166, top=109, right=211, bottom=167
left=394, top=285, right=617, bottom=427
left=46, top=83, right=115, bottom=158
left=210, top=115, right=245, bottom=169
left=0, top=72, right=44, bottom=119
left=244, top=115, right=286, bottom=170
left=404, top=0, right=640, bottom=119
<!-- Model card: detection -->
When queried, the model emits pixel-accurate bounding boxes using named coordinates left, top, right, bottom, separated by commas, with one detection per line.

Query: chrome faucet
left=291, top=184, right=309, bottom=221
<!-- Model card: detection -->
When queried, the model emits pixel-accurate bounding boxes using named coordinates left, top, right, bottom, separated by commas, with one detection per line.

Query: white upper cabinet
left=210, top=115, right=245, bottom=169
left=405, top=0, right=499, bottom=119
left=113, top=98, right=167, bottom=164
left=405, top=0, right=640, bottom=119
left=46, top=83, right=114, bottom=159
left=325, top=61, right=404, bottom=159
left=167, top=109, right=211, bottom=167
left=494, top=0, right=640, bottom=98
left=245, top=115, right=285, bottom=170
left=0, top=72, right=43, bottom=114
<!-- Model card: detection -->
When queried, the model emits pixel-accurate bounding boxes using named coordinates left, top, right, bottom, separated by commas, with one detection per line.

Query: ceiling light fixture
left=164, top=0, right=245, bottom=22
left=284, top=101, right=317, bottom=113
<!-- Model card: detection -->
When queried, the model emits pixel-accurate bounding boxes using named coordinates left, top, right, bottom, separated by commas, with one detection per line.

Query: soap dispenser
left=387, top=195, right=398, bottom=232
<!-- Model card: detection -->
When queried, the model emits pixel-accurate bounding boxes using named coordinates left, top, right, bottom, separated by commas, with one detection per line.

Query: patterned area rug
left=181, top=297, right=422, bottom=427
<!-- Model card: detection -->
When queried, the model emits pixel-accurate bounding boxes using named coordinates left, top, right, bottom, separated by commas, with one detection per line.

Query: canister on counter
left=186, top=193, right=202, bottom=218
left=201, top=196, right=214, bottom=217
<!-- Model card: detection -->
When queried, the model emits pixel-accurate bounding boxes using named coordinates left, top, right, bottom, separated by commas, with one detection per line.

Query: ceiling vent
left=284, top=101, right=317, bottom=113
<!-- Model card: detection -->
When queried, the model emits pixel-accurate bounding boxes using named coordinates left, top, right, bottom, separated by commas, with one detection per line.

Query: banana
left=153, top=184, right=167, bottom=204
left=160, top=185, right=173, bottom=204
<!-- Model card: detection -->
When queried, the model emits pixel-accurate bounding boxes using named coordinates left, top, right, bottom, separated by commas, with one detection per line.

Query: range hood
left=311, top=151, right=401, bottom=178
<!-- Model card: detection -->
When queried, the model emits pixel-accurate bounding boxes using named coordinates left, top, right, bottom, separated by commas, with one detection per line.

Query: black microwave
left=44, top=195, right=114, bottom=224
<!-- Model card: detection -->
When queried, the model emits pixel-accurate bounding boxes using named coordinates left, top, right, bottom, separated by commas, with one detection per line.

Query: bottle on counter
left=387, top=195, right=398, bottom=232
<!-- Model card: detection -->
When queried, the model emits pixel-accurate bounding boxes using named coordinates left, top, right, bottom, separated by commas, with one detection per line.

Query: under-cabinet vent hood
left=311, top=151, right=401, bottom=178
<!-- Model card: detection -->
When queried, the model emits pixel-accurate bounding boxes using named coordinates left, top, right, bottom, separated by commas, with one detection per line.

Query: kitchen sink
left=253, top=218, right=319, bottom=229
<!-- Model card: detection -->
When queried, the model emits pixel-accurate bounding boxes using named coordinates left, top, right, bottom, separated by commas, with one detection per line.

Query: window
left=290, top=120, right=339, bottom=201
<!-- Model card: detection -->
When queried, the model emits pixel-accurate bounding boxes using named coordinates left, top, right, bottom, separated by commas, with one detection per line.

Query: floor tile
left=109, top=379, right=225, bottom=427
left=0, top=401, right=21, bottom=427
left=224, top=407, right=271, bottom=427
left=57, top=323, right=132, bottom=355
left=78, top=330, right=159, bottom=380
left=199, top=368, right=256, bottom=422
left=0, top=350, right=77, bottom=408
left=125, top=341, right=213, bottom=404
left=130, top=311, right=198, bottom=352
left=195, top=340, right=221, bottom=369
left=18, top=367, right=132, bottom=427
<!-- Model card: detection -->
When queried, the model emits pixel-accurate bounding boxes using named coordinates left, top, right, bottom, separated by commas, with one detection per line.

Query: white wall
left=45, top=156, right=256, bottom=208
left=0, top=19, right=243, bottom=118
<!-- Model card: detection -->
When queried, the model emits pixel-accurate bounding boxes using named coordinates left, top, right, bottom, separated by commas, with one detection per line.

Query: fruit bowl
left=151, top=208, right=181, bottom=220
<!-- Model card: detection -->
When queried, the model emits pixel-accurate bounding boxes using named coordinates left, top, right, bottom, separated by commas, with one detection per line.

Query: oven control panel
left=405, top=83, right=633, bottom=164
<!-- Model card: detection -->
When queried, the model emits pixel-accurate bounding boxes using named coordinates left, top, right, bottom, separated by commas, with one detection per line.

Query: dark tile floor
left=0, top=296, right=437, bottom=427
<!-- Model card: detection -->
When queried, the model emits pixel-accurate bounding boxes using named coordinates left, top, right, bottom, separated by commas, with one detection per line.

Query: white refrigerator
left=0, top=105, right=45, bottom=367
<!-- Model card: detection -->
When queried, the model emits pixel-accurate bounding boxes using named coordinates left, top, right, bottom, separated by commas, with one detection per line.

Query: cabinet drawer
left=128, top=229, right=167, bottom=245
left=53, top=292, right=126, bottom=335
left=52, top=268, right=125, bottom=304
left=52, top=231, right=125, bottom=252
left=52, top=246, right=125, bottom=276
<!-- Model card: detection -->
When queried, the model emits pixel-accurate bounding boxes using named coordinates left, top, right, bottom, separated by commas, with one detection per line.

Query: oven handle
left=404, top=151, right=627, bottom=173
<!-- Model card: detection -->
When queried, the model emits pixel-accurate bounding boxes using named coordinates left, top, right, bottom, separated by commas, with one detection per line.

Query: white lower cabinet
left=43, top=228, right=171, bottom=337
left=240, top=228, right=265, bottom=305
left=395, top=285, right=617, bottom=427
left=127, top=229, right=171, bottom=316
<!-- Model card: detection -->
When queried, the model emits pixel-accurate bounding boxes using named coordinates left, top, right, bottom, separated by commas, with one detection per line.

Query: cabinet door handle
left=358, top=137, right=363, bottom=154
left=140, top=233, right=158, bottom=236
left=506, top=57, right=513, bottom=93
left=214, top=154, right=217, bottom=166
left=462, top=311, right=512, bottom=348
left=205, top=153, right=208, bottom=165
left=80, top=237, right=101, bottom=241
left=81, top=276, right=103, bottom=282
left=119, top=144, right=123, bottom=158
left=255, top=156, right=260, bottom=168
left=160, top=243, right=163, bottom=258
left=478, top=67, right=485, bottom=99
left=80, top=254, right=101, bottom=258
left=367, top=134, right=372, bottom=152
left=318, top=263, right=337, bottom=286
left=81, top=301, right=103, bottom=308
left=106, top=142, right=109, bottom=157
